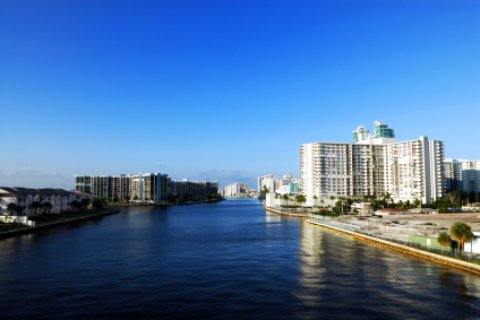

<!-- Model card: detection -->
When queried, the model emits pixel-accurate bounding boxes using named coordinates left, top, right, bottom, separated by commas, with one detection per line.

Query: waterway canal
left=0, top=199, right=479, bottom=319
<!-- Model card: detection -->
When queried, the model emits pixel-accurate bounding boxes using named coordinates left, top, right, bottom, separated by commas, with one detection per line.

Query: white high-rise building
left=300, top=122, right=444, bottom=206
left=257, top=174, right=299, bottom=195
left=222, top=183, right=249, bottom=197
left=257, top=175, right=279, bottom=193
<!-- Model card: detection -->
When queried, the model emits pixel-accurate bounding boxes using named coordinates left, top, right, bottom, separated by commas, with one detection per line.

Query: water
left=0, top=199, right=479, bottom=319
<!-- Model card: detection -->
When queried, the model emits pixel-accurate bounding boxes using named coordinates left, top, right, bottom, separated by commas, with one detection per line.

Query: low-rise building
left=0, top=187, right=85, bottom=216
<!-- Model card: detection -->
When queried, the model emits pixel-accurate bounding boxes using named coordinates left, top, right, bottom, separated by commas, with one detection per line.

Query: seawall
left=264, top=206, right=309, bottom=218
left=0, top=209, right=121, bottom=240
left=307, top=219, right=480, bottom=276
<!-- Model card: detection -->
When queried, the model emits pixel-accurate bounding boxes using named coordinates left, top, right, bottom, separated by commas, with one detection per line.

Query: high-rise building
left=222, top=183, right=249, bottom=197
left=257, top=174, right=299, bottom=195
left=75, top=173, right=170, bottom=203
left=300, top=122, right=444, bottom=206
left=444, top=159, right=480, bottom=193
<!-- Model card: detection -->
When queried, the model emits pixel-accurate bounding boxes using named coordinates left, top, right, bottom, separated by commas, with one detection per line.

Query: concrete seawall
left=264, top=206, right=309, bottom=218
left=0, top=209, right=121, bottom=240
left=308, top=220, right=480, bottom=276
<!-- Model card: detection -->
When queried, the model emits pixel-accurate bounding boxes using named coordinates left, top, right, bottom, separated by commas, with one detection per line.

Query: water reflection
left=295, top=219, right=480, bottom=318
left=1, top=201, right=480, bottom=319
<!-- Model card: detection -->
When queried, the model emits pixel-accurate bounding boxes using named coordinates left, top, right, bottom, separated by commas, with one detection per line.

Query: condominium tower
left=444, top=159, right=480, bottom=193
left=300, top=122, right=444, bottom=206
left=75, top=173, right=169, bottom=203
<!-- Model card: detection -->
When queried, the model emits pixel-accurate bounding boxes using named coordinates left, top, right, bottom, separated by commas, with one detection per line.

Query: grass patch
left=0, top=222, right=27, bottom=232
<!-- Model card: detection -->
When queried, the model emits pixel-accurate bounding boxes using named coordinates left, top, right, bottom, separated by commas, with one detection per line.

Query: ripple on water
left=0, top=200, right=479, bottom=319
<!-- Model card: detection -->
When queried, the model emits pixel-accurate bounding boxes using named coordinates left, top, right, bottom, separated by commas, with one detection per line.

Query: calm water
left=1, top=199, right=479, bottom=319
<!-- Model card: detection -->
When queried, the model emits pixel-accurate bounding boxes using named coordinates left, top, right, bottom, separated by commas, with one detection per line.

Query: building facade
left=300, top=122, right=445, bottom=206
left=75, top=173, right=170, bottom=203
left=222, top=183, right=249, bottom=197
left=444, top=159, right=480, bottom=194
left=257, top=174, right=299, bottom=195
left=75, top=174, right=218, bottom=203
left=0, top=187, right=85, bottom=215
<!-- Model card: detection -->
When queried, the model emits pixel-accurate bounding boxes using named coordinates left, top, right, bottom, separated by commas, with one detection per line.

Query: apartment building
left=222, top=183, right=249, bottom=197
left=0, top=187, right=86, bottom=215
left=170, top=180, right=219, bottom=201
left=75, top=174, right=218, bottom=203
left=444, top=159, right=480, bottom=193
left=257, top=174, right=299, bottom=195
left=300, top=122, right=444, bottom=206
left=75, top=173, right=169, bottom=203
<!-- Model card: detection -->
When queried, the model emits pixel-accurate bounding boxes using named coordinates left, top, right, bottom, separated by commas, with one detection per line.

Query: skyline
left=1, top=0, right=479, bottom=189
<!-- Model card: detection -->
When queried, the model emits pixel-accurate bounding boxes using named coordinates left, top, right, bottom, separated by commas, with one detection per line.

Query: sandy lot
left=337, top=213, right=480, bottom=242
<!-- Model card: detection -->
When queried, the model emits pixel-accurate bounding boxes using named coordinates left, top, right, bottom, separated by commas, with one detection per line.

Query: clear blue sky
left=1, top=0, right=479, bottom=189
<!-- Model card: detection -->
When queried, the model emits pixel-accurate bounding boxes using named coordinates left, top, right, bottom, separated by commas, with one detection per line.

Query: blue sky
left=1, top=0, right=479, bottom=189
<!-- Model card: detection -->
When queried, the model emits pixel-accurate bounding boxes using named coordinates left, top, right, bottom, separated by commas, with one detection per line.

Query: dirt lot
left=337, top=213, right=480, bottom=242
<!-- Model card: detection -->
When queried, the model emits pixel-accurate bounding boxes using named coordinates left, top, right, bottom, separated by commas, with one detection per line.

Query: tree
left=437, top=232, right=452, bottom=250
left=382, top=192, right=393, bottom=208
left=282, top=194, right=289, bottom=200
left=80, top=198, right=91, bottom=210
left=42, top=202, right=53, bottom=214
left=450, top=222, right=474, bottom=251
left=334, top=200, right=344, bottom=213
left=370, top=199, right=381, bottom=211
left=396, top=200, right=407, bottom=210
left=69, top=200, right=81, bottom=213
left=7, top=203, right=16, bottom=215
left=14, top=205, right=25, bottom=216
left=447, top=191, right=461, bottom=207
left=92, top=198, right=104, bottom=210
left=295, top=194, right=306, bottom=205
left=31, top=201, right=43, bottom=216
left=413, top=199, right=421, bottom=208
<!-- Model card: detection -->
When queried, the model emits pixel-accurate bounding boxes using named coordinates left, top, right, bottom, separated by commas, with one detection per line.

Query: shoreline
left=307, top=219, right=480, bottom=276
left=0, top=200, right=223, bottom=240
left=264, top=205, right=480, bottom=276
left=110, top=198, right=223, bottom=207
left=264, top=206, right=309, bottom=218
left=0, top=208, right=120, bottom=240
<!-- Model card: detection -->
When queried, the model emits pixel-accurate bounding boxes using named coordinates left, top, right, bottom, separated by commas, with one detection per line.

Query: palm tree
left=295, top=194, right=306, bottom=205
left=7, top=203, right=16, bottom=215
left=92, top=197, right=105, bottom=210
left=413, top=199, right=421, bottom=208
left=14, top=205, right=25, bottom=216
left=450, top=222, right=474, bottom=251
left=382, top=192, right=393, bottom=208
left=437, top=232, right=452, bottom=250
left=42, top=202, right=53, bottom=214
left=80, top=198, right=91, bottom=210
left=334, top=199, right=344, bottom=214
left=69, top=200, right=80, bottom=213
left=31, top=201, right=42, bottom=216
left=370, top=199, right=381, bottom=211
